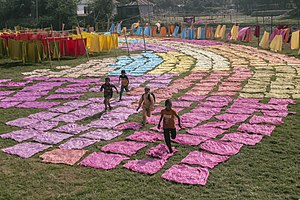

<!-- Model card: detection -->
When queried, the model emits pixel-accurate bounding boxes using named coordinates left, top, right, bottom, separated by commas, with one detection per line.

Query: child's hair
left=165, top=99, right=172, bottom=107
left=105, top=77, right=110, bottom=82
left=121, top=70, right=126, bottom=74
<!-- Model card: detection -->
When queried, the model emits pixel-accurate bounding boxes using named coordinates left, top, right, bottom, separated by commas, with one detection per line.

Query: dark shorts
left=163, top=128, right=176, bottom=139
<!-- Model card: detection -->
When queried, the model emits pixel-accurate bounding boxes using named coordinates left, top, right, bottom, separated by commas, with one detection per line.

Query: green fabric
left=8, top=39, right=23, bottom=60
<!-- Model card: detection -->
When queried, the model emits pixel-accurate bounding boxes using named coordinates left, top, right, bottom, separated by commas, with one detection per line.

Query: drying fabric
left=40, top=149, right=87, bottom=165
left=230, top=25, right=239, bottom=40
left=28, top=112, right=59, bottom=121
left=215, top=25, right=222, bottom=38
left=249, top=115, right=283, bottom=125
left=237, top=124, right=276, bottom=136
left=258, top=104, right=288, bottom=111
left=6, top=117, right=40, bottom=127
left=113, top=122, right=142, bottom=131
left=27, top=121, right=59, bottom=131
left=80, top=152, right=129, bottom=170
left=126, top=131, right=164, bottom=142
left=59, top=138, right=98, bottom=150
left=171, top=101, right=193, bottom=107
left=173, top=134, right=210, bottom=146
left=161, top=164, right=209, bottom=186
left=101, top=141, right=147, bottom=157
left=262, top=110, right=290, bottom=117
left=178, top=95, right=206, bottom=101
left=221, top=132, right=263, bottom=146
left=259, top=31, right=270, bottom=49
left=55, top=87, right=88, bottom=93
left=291, top=31, right=300, bottom=50
left=199, top=101, right=228, bottom=108
left=187, top=127, right=226, bottom=138
left=0, top=129, right=42, bottom=142
left=87, top=119, right=124, bottom=129
left=124, top=158, right=167, bottom=175
left=0, top=91, right=14, bottom=96
left=268, top=98, right=296, bottom=105
left=270, top=35, right=283, bottom=52
left=46, top=94, right=84, bottom=100
left=0, top=102, right=20, bottom=108
left=206, top=96, right=232, bottom=103
left=64, top=100, right=91, bottom=108
left=49, top=106, right=77, bottom=113
left=82, top=129, right=122, bottom=141
left=200, top=140, right=243, bottom=155
left=17, top=102, right=61, bottom=109
left=215, top=113, right=250, bottom=123
left=220, top=25, right=226, bottom=39
left=146, top=144, right=177, bottom=160
left=54, top=123, right=90, bottom=134
left=51, top=114, right=84, bottom=123
left=254, top=25, right=260, bottom=37
left=200, top=121, right=235, bottom=129
left=2, top=142, right=52, bottom=158
left=32, top=132, right=73, bottom=144
left=2, top=96, right=39, bottom=102
left=181, top=151, right=229, bottom=168
left=226, top=107, right=257, bottom=115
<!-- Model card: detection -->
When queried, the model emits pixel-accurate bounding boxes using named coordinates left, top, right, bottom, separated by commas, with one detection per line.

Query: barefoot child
left=100, top=77, right=118, bottom=111
left=137, top=86, right=155, bottom=125
left=118, top=70, right=129, bottom=101
left=158, top=99, right=182, bottom=153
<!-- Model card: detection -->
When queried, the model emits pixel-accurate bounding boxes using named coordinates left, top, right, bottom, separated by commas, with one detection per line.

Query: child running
left=118, top=70, right=129, bottom=101
left=100, top=77, right=118, bottom=111
left=158, top=99, right=182, bottom=153
left=137, top=86, right=155, bottom=126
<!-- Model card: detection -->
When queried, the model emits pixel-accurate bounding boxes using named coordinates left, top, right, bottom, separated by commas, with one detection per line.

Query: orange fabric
left=168, top=25, right=175, bottom=36
left=40, top=149, right=87, bottom=165
left=161, top=108, right=177, bottom=129
left=160, top=27, right=167, bottom=37
left=151, top=26, right=157, bottom=37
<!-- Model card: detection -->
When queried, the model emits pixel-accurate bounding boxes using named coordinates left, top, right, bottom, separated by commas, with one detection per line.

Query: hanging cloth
left=181, top=28, right=187, bottom=39
left=196, top=27, right=201, bottom=39
left=230, top=25, right=239, bottom=40
left=144, top=26, right=151, bottom=36
left=151, top=26, right=157, bottom=37
left=220, top=25, right=226, bottom=39
left=215, top=25, right=221, bottom=38
left=254, top=25, right=260, bottom=37
left=160, top=27, right=167, bottom=37
left=291, top=30, right=300, bottom=50
left=200, top=28, right=206, bottom=40
left=173, top=26, right=179, bottom=37
left=259, top=31, right=270, bottom=49
left=270, top=35, right=283, bottom=52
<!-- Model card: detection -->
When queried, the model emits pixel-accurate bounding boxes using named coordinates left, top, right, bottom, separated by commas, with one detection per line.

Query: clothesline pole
left=124, top=29, right=130, bottom=56
left=77, top=23, right=89, bottom=61
left=142, top=28, right=147, bottom=52
left=111, top=33, right=118, bottom=57
left=46, top=38, right=52, bottom=67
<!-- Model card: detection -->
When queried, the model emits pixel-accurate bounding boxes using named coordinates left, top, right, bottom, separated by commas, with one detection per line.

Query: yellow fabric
left=215, top=25, right=221, bottom=38
left=230, top=25, right=239, bottom=40
left=197, top=27, right=201, bottom=39
left=259, top=31, right=270, bottom=49
left=8, top=39, right=23, bottom=60
left=220, top=25, right=226, bottom=39
left=270, top=35, right=283, bottom=52
left=291, top=30, right=299, bottom=50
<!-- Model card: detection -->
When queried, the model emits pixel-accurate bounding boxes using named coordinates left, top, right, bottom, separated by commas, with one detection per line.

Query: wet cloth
left=101, top=141, right=147, bottom=156
left=146, top=144, right=177, bottom=160
left=124, top=158, right=167, bottom=175
left=291, top=30, right=300, bottom=50
left=181, top=151, right=229, bottom=168
left=40, top=149, right=87, bottom=165
left=270, top=35, right=283, bottom=52
left=238, top=124, right=276, bottom=136
left=2, top=142, right=52, bottom=158
left=221, top=132, right=263, bottom=146
left=126, top=131, right=164, bottom=142
left=200, top=140, right=243, bottom=155
left=259, top=31, right=270, bottom=49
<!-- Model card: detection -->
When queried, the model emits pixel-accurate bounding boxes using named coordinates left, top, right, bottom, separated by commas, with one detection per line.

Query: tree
left=87, top=0, right=113, bottom=24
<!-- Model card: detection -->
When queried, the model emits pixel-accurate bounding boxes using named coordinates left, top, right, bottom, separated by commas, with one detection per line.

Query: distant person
left=100, top=77, right=118, bottom=111
left=118, top=70, right=129, bottom=101
left=137, top=86, right=155, bottom=126
left=158, top=99, right=182, bottom=153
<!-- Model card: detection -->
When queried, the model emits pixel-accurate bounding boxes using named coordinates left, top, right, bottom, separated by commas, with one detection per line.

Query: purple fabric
left=200, top=121, right=235, bottom=129
left=200, top=140, right=243, bottom=155
left=70, top=108, right=100, bottom=118
left=80, top=152, right=129, bottom=170
left=268, top=98, right=295, bottom=105
left=2, top=142, right=52, bottom=158
left=0, top=81, right=31, bottom=87
left=178, top=95, right=206, bottom=102
left=262, top=110, right=290, bottom=117
left=237, top=124, right=276, bottom=136
left=187, top=127, right=226, bottom=138
left=51, top=114, right=84, bottom=123
left=64, top=100, right=91, bottom=108
left=161, top=164, right=209, bottom=186
left=55, top=87, right=88, bottom=93
left=14, top=91, right=48, bottom=97
left=28, top=112, right=60, bottom=120
left=199, top=101, right=228, bottom=108
left=258, top=104, right=289, bottom=111
left=2, top=96, right=39, bottom=102
left=146, top=115, right=161, bottom=125
left=82, top=129, right=122, bottom=140
left=173, top=134, right=210, bottom=146
left=49, top=106, right=76, bottom=113
left=146, top=144, right=177, bottom=159
left=215, top=113, right=250, bottom=123
left=171, top=101, right=193, bottom=107
left=0, top=79, right=11, bottom=83
left=88, top=119, right=124, bottom=129
left=0, top=129, right=42, bottom=142
left=101, top=141, right=147, bottom=156
left=124, top=158, right=167, bottom=175
left=87, top=103, right=105, bottom=110
left=54, top=123, right=90, bottom=134
left=32, top=132, right=73, bottom=144
left=35, top=81, right=66, bottom=87
left=221, top=132, right=263, bottom=145
left=114, top=122, right=142, bottom=131
left=66, top=83, right=91, bottom=87
left=46, top=94, right=83, bottom=100
left=27, top=120, right=59, bottom=131
left=0, top=91, right=14, bottom=96
left=181, top=113, right=214, bottom=128
left=47, top=78, right=74, bottom=82
left=6, top=118, right=40, bottom=127
left=191, top=106, right=222, bottom=114
left=59, top=138, right=99, bottom=150
left=21, top=85, right=53, bottom=91
left=249, top=115, right=284, bottom=125
left=226, top=107, right=257, bottom=115
left=181, top=151, right=229, bottom=168
left=17, top=102, right=61, bottom=109
left=126, top=131, right=164, bottom=142
left=0, top=102, right=20, bottom=108
left=88, top=97, right=104, bottom=103
left=206, top=96, right=232, bottom=103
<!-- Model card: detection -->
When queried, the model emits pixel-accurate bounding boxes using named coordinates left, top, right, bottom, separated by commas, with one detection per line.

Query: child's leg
left=142, top=109, right=147, bottom=124
left=125, top=86, right=129, bottom=92
left=170, top=129, right=177, bottom=140
left=119, top=86, right=124, bottom=100
left=103, top=98, right=108, bottom=110
left=146, top=108, right=152, bottom=117
left=108, top=97, right=112, bottom=110
left=163, top=129, right=173, bottom=153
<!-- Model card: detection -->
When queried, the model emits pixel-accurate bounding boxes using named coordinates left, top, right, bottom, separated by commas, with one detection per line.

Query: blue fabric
left=200, top=28, right=206, bottom=40
left=144, top=27, right=151, bottom=36
left=109, top=23, right=115, bottom=33
left=131, top=25, right=135, bottom=35
left=117, top=24, right=122, bottom=34
left=173, top=26, right=179, bottom=37
left=181, top=28, right=187, bottom=39
left=136, top=26, right=143, bottom=35
left=188, top=28, right=195, bottom=40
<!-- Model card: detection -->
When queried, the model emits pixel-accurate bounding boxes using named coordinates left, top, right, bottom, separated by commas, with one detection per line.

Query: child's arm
left=100, top=85, right=104, bottom=92
left=118, top=76, right=121, bottom=85
left=113, top=85, right=118, bottom=93
left=175, top=113, right=182, bottom=129
left=136, top=95, right=143, bottom=111
left=158, top=114, right=163, bottom=129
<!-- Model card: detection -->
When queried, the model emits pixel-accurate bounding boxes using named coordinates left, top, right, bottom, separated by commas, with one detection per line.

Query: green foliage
left=85, top=0, right=113, bottom=25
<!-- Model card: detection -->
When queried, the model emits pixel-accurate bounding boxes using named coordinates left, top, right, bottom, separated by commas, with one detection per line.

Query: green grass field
left=0, top=43, right=299, bottom=200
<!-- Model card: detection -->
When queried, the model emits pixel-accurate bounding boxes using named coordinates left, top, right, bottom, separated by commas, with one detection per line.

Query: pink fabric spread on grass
left=161, top=164, right=209, bottom=186
left=124, top=158, right=167, bottom=175
left=0, top=91, right=14, bottom=96
left=201, top=121, right=235, bottom=129
left=32, top=132, right=73, bottom=144
left=113, top=122, right=142, bottom=131
left=258, top=104, right=289, bottom=111
left=0, top=102, right=20, bottom=108
left=215, top=113, right=250, bottom=123
left=221, top=132, right=263, bottom=145
left=82, top=129, right=122, bottom=140
left=51, top=114, right=84, bottom=123
left=178, top=95, right=206, bottom=102
left=49, top=106, right=77, bottom=113
left=173, top=134, right=210, bottom=146
left=187, top=127, right=226, bottom=138
left=199, top=101, right=229, bottom=108
left=28, top=112, right=60, bottom=120
left=2, top=96, right=39, bottom=102
left=126, top=131, right=164, bottom=142
left=146, top=144, right=177, bottom=160
left=146, top=115, right=161, bottom=125
left=200, top=140, right=243, bottom=155
left=268, top=98, right=296, bottom=105
left=0, top=129, right=41, bottom=142
left=55, top=87, right=88, bottom=93
left=191, top=106, right=222, bottom=114
left=40, top=149, right=87, bottom=165
left=6, top=118, right=40, bottom=127
left=262, top=110, right=290, bottom=117
left=206, top=96, right=232, bottom=103
left=59, top=138, right=99, bottom=150
left=181, top=151, right=229, bottom=168
left=237, top=124, right=276, bottom=136
left=45, top=94, right=83, bottom=100
left=16, top=102, right=61, bottom=109
left=226, top=107, right=257, bottom=115
left=80, top=152, right=129, bottom=170
left=27, top=121, right=59, bottom=131
left=54, top=123, right=90, bottom=134
left=249, top=115, right=284, bottom=125
left=172, top=101, right=193, bottom=107
left=2, top=142, right=52, bottom=158
left=101, top=141, right=147, bottom=156
left=64, top=100, right=91, bottom=108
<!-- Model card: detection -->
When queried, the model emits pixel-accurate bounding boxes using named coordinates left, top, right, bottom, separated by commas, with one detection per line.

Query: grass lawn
left=0, top=42, right=299, bottom=200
